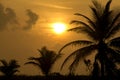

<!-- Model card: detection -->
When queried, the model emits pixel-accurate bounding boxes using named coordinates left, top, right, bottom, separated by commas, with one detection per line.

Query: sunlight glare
left=52, top=22, right=66, bottom=34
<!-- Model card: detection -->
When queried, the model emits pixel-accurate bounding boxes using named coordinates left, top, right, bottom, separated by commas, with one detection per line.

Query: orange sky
left=0, top=0, right=120, bottom=75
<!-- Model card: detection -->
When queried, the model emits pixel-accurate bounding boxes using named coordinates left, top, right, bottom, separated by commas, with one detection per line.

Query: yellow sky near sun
left=51, top=22, right=67, bottom=34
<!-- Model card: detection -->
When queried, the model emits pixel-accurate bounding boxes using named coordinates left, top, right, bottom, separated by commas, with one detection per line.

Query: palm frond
left=61, top=44, right=97, bottom=70
left=90, top=0, right=104, bottom=20
left=28, top=57, right=39, bottom=60
left=104, top=0, right=112, bottom=13
left=68, top=26, right=83, bottom=33
left=0, top=60, right=8, bottom=66
left=60, top=50, right=76, bottom=70
left=37, top=49, right=43, bottom=55
left=74, top=13, right=96, bottom=30
left=59, top=40, right=94, bottom=54
left=68, top=21, right=95, bottom=32
left=109, top=37, right=120, bottom=49
left=38, top=46, right=49, bottom=57
left=109, top=13, right=120, bottom=29
left=11, top=69, right=19, bottom=74
left=105, top=13, right=120, bottom=39
left=106, top=47, right=120, bottom=63
left=107, top=23, right=120, bottom=39
left=70, top=20, right=94, bottom=31
left=68, top=26, right=94, bottom=34
left=53, top=54, right=62, bottom=63
left=38, top=49, right=45, bottom=57
left=90, top=6, right=100, bottom=21
left=69, top=45, right=97, bottom=72
left=25, top=61, right=40, bottom=67
left=9, top=60, right=17, bottom=66
left=92, top=0, right=103, bottom=10
left=69, top=26, right=97, bottom=40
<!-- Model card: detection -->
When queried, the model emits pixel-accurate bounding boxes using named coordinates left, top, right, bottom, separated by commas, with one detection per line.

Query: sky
left=0, top=0, right=120, bottom=75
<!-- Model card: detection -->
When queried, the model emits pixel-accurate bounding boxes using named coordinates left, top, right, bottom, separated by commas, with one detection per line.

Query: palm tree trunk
left=100, top=57, right=105, bottom=79
left=91, top=57, right=100, bottom=80
left=98, top=40, right=106, bottom=79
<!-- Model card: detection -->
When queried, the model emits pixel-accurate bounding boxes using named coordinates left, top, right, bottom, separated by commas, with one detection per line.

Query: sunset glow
left=1, top=0, right=120, bottom=76
left=52, top=22, right=66, bottom=34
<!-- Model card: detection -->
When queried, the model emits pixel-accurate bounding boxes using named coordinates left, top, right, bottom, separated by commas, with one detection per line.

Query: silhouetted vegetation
left=0, top=59, right=20, bottom=79
left=25, top=46, right=61, bottom=76
left=0, top=75, right=90, bottom=80
left=59, top=0, right=120, bottom=80
left=0, top=0, right=120, bottom=80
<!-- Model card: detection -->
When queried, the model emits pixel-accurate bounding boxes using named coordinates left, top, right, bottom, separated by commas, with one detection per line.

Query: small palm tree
left=0, top=59, right=20, bottom=76
left=59, top=0, right=120, bottom=79
left=25, top=46, right=61, bottom=76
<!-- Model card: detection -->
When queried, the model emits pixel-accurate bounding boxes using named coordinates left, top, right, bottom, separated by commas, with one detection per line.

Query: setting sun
left=52, top=22, right=66, bottom=34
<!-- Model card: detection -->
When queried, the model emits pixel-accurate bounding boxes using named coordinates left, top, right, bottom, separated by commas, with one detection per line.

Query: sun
left=52, top=22, right=66, bottom=34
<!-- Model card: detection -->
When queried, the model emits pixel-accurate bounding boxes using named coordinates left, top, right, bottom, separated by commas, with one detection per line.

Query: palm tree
left=25, top=46, right=61, bottom=76
left=0, top=59, right=20, bottom=76
left=59, top=0, right=120, bottom=79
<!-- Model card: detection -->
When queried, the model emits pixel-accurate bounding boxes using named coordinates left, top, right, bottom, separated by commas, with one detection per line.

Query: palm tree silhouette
left=25, top=46, right=61, bottom=76
left=0, top=59, right=20, bottom=76
left=59, top=0, right=120, bottom=79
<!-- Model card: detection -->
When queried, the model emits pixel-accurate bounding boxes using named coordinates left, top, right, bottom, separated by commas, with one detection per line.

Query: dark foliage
left=25, top=46, right=61, bottom=76
left=0, top=59, right=20, bottom=77
left=0, top=75, right=90, bottom=80
left=59, top=0, right=120, bottom=79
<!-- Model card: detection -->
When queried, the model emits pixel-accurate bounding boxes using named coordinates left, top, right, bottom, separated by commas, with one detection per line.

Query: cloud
left=0, top=4, right=39, bottom=31
left=23, top=9, right=39, bottom=30
left=37, top=3, right=73, bottom=10
left=0, top=4, right=18, bottom=31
